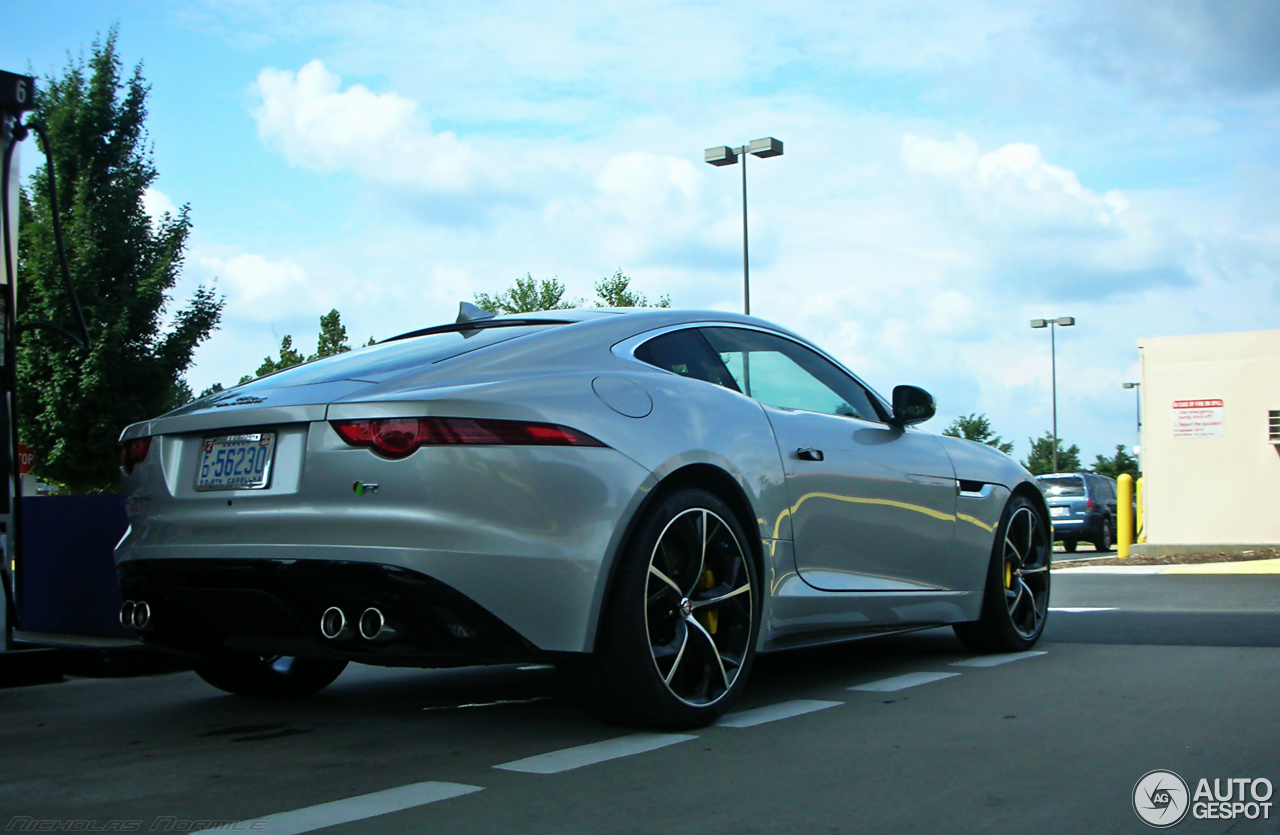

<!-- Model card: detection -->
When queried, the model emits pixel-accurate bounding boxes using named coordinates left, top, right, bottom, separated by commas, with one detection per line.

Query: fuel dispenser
left=1, top=68, right=91, bottom=658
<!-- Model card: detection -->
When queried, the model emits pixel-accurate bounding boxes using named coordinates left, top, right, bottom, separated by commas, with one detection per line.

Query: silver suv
left=1036, top=472, right=1117, bottom=553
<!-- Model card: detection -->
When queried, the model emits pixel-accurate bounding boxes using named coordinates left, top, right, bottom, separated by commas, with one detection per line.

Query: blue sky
left=5, top=1, right=1279, bottom=464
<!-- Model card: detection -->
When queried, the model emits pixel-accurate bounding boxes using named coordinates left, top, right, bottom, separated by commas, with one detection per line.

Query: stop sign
left=17, top=443, right=35, bottom=475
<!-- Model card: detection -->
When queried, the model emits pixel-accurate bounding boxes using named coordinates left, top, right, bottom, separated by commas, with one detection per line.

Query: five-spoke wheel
left=645, top=507, right=754, bottom=707
left=1000, top=504, right=1050, bottom=641
left=582, top=488, right=760, bottom=728
left=955, top=494, right=1051, bottom=652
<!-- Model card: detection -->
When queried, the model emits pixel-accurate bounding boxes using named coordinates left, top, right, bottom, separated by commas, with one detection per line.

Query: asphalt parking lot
left=3, top=567, right=1278, bottom=835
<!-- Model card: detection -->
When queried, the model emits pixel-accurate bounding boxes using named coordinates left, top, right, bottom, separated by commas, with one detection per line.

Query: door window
left=700, top=328, right=883, bottom=421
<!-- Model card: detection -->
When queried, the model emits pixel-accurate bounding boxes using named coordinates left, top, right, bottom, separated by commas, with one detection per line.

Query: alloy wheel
left=1001, top=506, right=1050, bottom=640
left=643, top=508, right=754, bottom=707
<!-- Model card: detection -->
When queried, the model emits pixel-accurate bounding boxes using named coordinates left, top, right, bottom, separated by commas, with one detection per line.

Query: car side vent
left=1270, top=410, right=1280, bottom=444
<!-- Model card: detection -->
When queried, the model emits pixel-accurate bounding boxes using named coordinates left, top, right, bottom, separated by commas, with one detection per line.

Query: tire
left=193, top=654, right=348, bottom=699
left=1094, top=520, right=1113, bottom=552
left=1062, top=538, right=1077, bottom=554
left=583, top=487, right=760, bottom=729
left=954, top=494, right=1051, bottom=653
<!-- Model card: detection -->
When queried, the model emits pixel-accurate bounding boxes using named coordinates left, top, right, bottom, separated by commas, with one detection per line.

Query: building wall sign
left=1173, top=399, right=1225, bottom=438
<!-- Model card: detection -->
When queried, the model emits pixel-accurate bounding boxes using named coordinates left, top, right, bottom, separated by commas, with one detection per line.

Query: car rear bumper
left=1050, top=514, right=1105, bottom=540
left=118, top=558, right=546, bottom=666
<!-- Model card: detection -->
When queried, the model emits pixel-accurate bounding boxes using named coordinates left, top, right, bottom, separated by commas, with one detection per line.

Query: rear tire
left=1094, top=521, right=1113, bottom=552
left=1062, top=539, right=1077, bottom=554
left=583, top=487, right=760, bottom=729
left=193, top=654, right=348, bottom=699
left=954, top=494, right=1051, bottom=653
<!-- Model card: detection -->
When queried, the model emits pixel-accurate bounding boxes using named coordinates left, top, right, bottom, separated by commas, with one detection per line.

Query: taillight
left=121, top=437, right=152, bottom=474
left=330, top=417, right=605, bottom=459
left=1085, top=498, right=1096, bottom=511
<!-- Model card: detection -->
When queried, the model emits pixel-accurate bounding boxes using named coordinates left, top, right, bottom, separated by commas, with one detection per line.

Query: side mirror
left=892, top=385, right=936, bottom=426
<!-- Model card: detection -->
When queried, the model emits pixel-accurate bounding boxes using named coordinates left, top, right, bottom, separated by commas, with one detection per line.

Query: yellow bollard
left=1117, top=474, right=1133, bottom=558
left=1136, top=476, right=1145, bottom=543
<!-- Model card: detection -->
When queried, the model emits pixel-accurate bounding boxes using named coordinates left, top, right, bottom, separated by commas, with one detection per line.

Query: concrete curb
left=1129, top=543, right=1279, bottom=558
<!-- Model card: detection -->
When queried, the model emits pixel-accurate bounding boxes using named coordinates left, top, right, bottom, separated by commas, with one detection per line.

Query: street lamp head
left=747, top=137, right=784, bottom=158
left=1030, top=319, right=1048, bottom=329
left=1122, top=382, right=1139, bottom=390
left=1055, top=316, right=1076, bottom=327
left=705, top=146, right=738, bottom=166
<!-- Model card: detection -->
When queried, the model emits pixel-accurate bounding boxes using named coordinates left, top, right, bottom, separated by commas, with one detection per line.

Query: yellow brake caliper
left=1004, top=561, right=1013, bottom=589
left=695, top=569, right=718, bottom=634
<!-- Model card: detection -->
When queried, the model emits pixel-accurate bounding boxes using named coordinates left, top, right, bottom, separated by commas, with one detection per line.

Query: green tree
left=941, top=412, right=1014, bottom=454
left=235, top=310, right=354, bottom=385
left=1092, top=444, right=1139, bottom=480
left=474, top=273, right=578, bottom=314
left=310, top=308, right=351, bottom=359
left=595, top=269, right=670, bottom=308
left=1022, top=432, right=1082, bottom=475
left=16, top=30, right=223, bottom=492
left=250, top=334, right=306, bottom=380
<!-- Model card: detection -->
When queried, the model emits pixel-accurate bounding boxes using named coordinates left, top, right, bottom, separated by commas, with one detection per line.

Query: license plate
left=1050, top=506, right=1069, bottom=517
left=196, top=433, right=276, bottom=491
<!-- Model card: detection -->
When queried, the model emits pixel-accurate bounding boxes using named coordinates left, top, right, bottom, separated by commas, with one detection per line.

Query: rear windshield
left=239, top=324, right=559, bottom=388
left=1037, top=476, right=1085, bottom=497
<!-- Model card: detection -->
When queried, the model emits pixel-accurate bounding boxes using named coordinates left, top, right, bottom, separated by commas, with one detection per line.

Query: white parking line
left=494, top=733, right=697, bottom=775
left=1049, top=607, right=1117, bottom=613
left=716, top=699, right=844, bottom=728
left=848, top=671, right=959, bottom=692
left=213, top=782, right=482, bottom=835
left=951, top=651, right=1047, bottom=668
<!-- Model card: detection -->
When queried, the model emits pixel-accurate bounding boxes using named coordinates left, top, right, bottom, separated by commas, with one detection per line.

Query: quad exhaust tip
left=121, top=600, right=151, bottom=630
left=320, top=606, right=353, bottom=640
left=358, top=607, right=385, bottom=641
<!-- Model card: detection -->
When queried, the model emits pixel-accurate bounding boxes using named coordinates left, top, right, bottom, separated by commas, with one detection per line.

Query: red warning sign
left=1172, top=399, right=1224, bottom=438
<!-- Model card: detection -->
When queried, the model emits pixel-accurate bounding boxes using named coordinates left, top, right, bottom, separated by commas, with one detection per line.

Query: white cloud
left=197, top=251, right=307, bottom=311
left=900, top=132, right=1187, bottom=295
left=141, top=186, right=178, bottom=223
left=252, top=60, right=495, bottom=194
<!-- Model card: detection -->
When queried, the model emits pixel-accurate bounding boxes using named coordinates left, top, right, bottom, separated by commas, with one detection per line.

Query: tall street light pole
left=1030, top=316, right=1076, bottom=473
left=1122, top=381, right=1142, bottom=474
left=705, top=138, right=783, bottom=315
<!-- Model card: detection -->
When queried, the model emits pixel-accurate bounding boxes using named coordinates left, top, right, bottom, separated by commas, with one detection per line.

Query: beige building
left=1138, top=329, right=1280, bottom=548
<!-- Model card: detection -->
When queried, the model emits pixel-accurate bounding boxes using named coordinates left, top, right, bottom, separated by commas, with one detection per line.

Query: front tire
left=585, top=488, right=760, bottom=729
left=193, top=654, right=348, bottom=699
left=954, top=494, right=1051, bottom=652
left=1062, top=538, right=1077, bottom=554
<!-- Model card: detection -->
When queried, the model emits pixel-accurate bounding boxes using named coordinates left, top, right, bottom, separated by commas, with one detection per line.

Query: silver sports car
left=116, top=306, right=1051, bottom=728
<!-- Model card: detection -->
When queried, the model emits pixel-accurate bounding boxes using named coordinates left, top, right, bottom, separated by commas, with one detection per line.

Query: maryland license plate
left=196, top=433, right=276, bottom=491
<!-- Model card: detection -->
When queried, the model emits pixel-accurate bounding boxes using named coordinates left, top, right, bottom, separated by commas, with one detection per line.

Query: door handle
left=796, top=447, right=825, bottom=462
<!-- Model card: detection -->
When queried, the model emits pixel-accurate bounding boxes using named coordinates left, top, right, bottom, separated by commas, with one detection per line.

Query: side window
left=634, top=328, right=741, bottom=392
left=700, top=327, right=883, bottom=421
